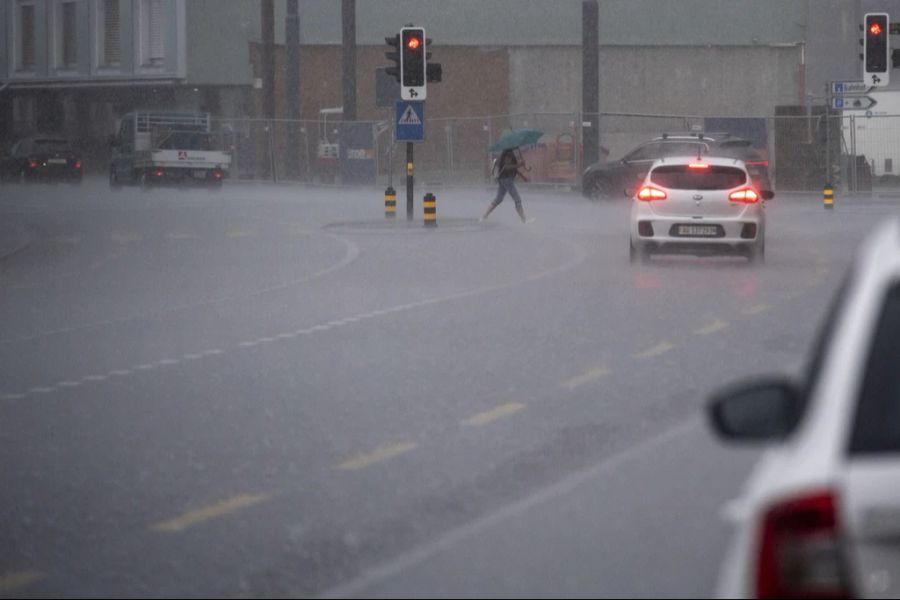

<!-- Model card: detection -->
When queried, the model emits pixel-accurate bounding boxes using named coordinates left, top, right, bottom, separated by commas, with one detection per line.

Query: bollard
left=384, top=186, right=396, bottom=219
left=423, top=193, right=437, bottom=228
left=823, top=183, right=834, bottom=210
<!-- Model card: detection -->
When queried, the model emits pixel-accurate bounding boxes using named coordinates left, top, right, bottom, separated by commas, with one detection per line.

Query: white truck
left=109, top=111, right=231, bottom=190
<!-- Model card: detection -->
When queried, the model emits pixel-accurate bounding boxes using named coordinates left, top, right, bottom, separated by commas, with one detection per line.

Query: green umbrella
left=488, top=128, right=544, bottom=152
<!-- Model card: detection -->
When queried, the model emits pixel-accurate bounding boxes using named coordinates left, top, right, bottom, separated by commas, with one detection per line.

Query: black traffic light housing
left=863, top=13, right=890, bottom=85
left=385, top=34, right=401, bottom=82
left=401, top=27, right=426, bottom=88
left=384, top=28, right=442, bottom=87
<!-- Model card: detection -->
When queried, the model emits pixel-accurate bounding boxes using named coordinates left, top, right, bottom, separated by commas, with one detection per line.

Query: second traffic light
left=401, top=26, right=426, bottom=100
left=864, top=12, right=890, bottom=86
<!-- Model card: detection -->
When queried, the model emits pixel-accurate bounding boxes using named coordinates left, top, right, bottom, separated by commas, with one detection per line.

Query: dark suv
left=582, top=133, right=771, bottom=200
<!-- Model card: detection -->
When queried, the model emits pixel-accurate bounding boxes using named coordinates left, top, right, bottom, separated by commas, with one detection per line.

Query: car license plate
left=47, top=158, right=67, bottom=165
left=678, top=224, right=719, bottom=237
left=193, top=170, right=207, bottom=179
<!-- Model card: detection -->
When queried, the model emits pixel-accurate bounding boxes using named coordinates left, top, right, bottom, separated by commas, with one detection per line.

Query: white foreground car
left=709, top=219, right=900, bottom=598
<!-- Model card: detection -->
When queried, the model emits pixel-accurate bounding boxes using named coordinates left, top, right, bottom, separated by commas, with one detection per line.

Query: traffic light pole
left=406, top=142, right=414, bottom=220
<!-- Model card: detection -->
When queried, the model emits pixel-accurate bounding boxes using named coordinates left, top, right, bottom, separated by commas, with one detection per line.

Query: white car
left=629, top=156, right=773, bottom=264
left=709, top=219, right=900, bottom=598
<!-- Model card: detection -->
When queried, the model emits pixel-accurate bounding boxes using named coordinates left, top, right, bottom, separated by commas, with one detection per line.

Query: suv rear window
left=34, top=139, right=72, bottom=152
left=849, top=281, right=900, bottom=454
left=649, top=165, right=746, bottom=190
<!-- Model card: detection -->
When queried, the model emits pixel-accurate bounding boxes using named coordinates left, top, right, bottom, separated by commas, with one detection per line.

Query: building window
left=17, top=1, right=36, bottom=71
left=58, top=1, right=78, bottom=68
left=140, top=0, right=165, bottom=67
left=100, top=0, right=121, bottom=66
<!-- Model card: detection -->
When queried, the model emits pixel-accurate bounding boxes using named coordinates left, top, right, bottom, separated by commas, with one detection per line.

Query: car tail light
left=746, top=160, right=769, bottom=167
left=756, top=490, right=852, bottom=599
left=28, top=158, right=38, bottom=169
left=74, top=159, right=82, bottom=170
left=729, top=188, right=760, bottom=203
left=154, top=169, right=164, bottom=177
left=214, top=169, right=223, bottom=179
left=688, top=163, right=710, bottom=170
left=637, top=185, right=667, bottom=201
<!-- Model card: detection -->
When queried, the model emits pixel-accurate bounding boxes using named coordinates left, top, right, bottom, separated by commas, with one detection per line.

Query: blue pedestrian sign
left=395, top=100, right=425, bottom=143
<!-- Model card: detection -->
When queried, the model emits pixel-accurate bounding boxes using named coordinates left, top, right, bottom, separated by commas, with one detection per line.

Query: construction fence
left=211, top=108, right=900, bottom=193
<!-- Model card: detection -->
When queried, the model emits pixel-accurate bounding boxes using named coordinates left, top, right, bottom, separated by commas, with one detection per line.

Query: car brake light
left=637, top=185, right=667, bottom=201
left=155, top=169, right=164, bottom=177
left=28, top=158, right=38, bottom=169
left=688, top=163, right=710, bottom=170
left=756, top=490, right=852, bottom=599
left=214, top=169, right=223, bottom=179
left=729, top=188, right=760, bottom=203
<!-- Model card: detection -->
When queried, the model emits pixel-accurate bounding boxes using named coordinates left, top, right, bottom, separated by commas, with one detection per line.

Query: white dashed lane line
left=1, top=235, right=590, bottom=401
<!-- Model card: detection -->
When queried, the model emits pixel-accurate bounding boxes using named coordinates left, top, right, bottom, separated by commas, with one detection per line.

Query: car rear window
left=849, top=281, right=900, bottom=455
left=658, top=142, right=709, bottom=157
left=34, top=139, right=72, bottom=152
left=649, top=165, right=746, bottom=190
left=157, top=132, right=214, bottom=151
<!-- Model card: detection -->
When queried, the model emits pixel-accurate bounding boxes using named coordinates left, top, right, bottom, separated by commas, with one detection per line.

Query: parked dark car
left=582, top=132, right=771, bottom=200
left=0, top=136, right=83, bottom=184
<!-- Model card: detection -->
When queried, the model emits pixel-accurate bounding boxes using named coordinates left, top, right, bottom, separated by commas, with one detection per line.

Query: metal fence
left=211, top=110, right=900, bottom=193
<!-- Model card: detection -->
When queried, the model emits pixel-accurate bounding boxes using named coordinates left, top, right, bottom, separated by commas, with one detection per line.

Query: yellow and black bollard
left=423, top=193, right=437, bottom=228
left=823, top=183, right=834, bottom=210
left=384, top=186, right=396, bottom=219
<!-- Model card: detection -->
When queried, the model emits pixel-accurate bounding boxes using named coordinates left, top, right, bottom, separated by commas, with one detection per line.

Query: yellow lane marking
left=742, top=303, right=770, bottom=315
left=51, top=235, right=81, bottom=244
left=110, top=231, right=142, bottom=244
left=694, top=319, right=729, bottom=336
left=560, top=367, right=611, bottom=390
left=634, top=341, right=674, bottom=359
left=151, top=493, right=269, bottom=533
left=337, top=442, right=417, bottom=471
left=286, top=223, right=309, bottom=236
left=0, top=570, right=45, bottom=592
left=227, top=230, right=257, bottom=238
left=463, top=402, right=526, bottom=426
left=166, top=232, right=199, bottom=240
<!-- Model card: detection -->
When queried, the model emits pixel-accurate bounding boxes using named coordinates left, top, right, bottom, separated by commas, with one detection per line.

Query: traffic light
left=400, top=26, right=426, bottom=99
left=864, top=13, right=890, bottom=86
left=385, top=34, right=400, bottom=82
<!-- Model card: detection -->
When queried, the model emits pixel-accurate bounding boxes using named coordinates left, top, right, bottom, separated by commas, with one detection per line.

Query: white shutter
left=19, top=2, right=36, bottom=69
left=148, top=0, right=164, bottom=63
left=103, top=0, right=121, bottom=66
left=62, top=2, right=77, bottom=67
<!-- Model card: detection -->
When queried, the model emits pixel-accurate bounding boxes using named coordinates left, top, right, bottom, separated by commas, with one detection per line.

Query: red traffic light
left=406, top=37, right=421, bottom=49
left=870, top=22, right=883, bottom=36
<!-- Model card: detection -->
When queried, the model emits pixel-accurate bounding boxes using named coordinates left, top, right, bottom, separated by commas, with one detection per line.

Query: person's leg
left=482, top=180, right=507, bottom=220
left=507, top=179, right=527, bottom=223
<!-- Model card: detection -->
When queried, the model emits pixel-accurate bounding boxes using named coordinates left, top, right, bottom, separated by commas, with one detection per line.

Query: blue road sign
left=395, top=101, right=425, bottom=143
left=831, top=81, right=868, bottom=95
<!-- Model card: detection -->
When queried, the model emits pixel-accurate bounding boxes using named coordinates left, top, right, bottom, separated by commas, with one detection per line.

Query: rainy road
left=1, top=180, right=896, bottom=597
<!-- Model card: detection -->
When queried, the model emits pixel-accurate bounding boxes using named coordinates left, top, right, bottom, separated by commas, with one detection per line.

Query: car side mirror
left=761, top=190, right=775, bottom=201
left=707, top=377, right=803, bottom=443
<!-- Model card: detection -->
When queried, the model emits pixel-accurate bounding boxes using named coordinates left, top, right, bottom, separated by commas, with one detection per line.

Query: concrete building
left=0, top=0, right=259, bottom=162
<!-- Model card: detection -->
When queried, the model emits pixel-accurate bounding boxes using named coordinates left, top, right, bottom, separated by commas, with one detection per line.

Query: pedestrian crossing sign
left=395, top=100, right=425, bottom=142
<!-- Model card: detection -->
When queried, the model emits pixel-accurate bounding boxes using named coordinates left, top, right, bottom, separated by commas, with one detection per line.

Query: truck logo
left=178, top=151, right=188, bottom=160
